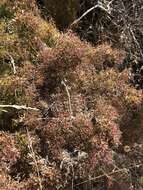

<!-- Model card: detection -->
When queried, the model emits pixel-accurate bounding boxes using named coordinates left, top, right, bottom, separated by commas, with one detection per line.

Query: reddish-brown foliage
left=1, top=2, right=143, bottom=187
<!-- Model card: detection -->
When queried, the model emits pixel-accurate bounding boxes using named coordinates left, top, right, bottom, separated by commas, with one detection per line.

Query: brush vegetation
left=0, top=0, right=143, bottom=190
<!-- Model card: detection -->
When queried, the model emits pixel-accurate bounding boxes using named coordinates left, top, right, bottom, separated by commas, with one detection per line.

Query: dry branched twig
left=61, top=79, right=73, bottom=120
left=26, top=127, right=43, bottom=190
left=0, top=105, right=39, bottom=111
left=9, top=55, right=16, bottom=75
left=71, top=2, right=112, bottom=27
left=75, top=163, right=143, bottom=187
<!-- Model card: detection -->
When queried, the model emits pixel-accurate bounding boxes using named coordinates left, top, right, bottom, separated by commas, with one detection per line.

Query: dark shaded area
left=131, top=59, right=143, bottom=89
left=37, top=0, right=80, bottom=30
left=0, top=4, right=14, bottom=19
left=0, top=110, right=20, bottom=132
left=120, top=104, right=143, bottom=146
left=9, top=159, right=33, bottom=181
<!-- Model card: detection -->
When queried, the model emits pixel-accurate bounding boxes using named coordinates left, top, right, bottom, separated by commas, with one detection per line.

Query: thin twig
left=0, top=104, right=39, bottom=111
left=26, top=127, right=43, bottom=190
left=74, top=163, right=143, bottom=186
left=61, top=80, right=73, bottom=120
left=71, top=164, right=75, bottom=190
left=130, top=27, right=143, bottom=58
left=9, top=55, right=16, bottom=74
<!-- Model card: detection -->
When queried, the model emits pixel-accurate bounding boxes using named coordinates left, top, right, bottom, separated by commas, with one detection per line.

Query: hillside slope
left=0, top=1, right=143, bottom=190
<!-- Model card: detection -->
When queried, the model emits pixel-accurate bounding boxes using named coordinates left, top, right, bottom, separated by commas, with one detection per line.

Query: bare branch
left=71, top=3, right=112, bottom=27
left=75, top=163, right=143, bottom=187
left=9, top=55, right=16, bottom=74
left=61, top=80, right=73, bottom=120
left=0, top=104, right=39, bottom=111
left=26, top=127, right=43, bottom=190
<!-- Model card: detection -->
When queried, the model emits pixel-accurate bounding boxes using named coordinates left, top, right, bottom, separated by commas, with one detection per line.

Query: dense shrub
left=1, top=1, right=143, bottom=190
left=0, top=0, right=59, bottom=71
left=31, top=31, right=143, bottom=189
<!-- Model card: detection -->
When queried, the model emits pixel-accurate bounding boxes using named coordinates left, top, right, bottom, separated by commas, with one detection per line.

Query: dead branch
left=9, top=55, right=16, bottom=74
left=70, top=3, right=112, bottom=27
left=75, top=163, right=143, bottom=187
left=61, top=80, right=73, bottom=120
left=0, top=104, right=39, bottom=111
left=26, top=127, right=43, bottom=190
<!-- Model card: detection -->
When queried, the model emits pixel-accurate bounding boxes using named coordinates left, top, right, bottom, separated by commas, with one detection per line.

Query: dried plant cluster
left=0, top=0, right=143, bottom=190
left=74, top=0, right=143, bottom=89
